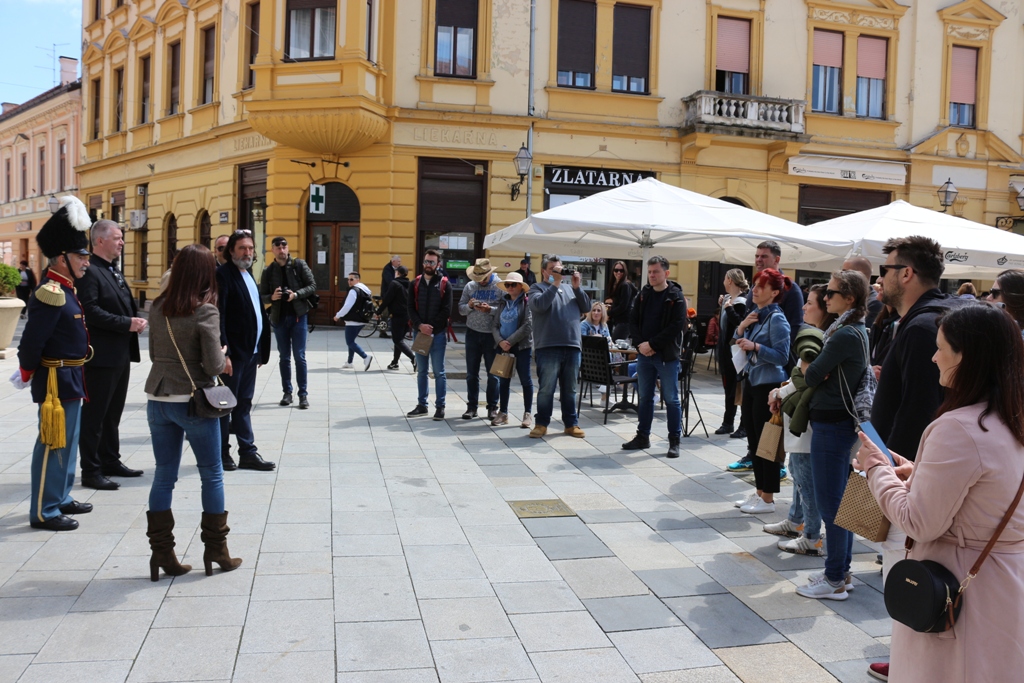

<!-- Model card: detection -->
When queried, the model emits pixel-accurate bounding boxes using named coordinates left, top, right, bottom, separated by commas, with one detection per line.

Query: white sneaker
left=521, top=412, right=533, bottom=429
left=844, top=572, right=854, bottom=592
left=763, top=519, right=803, bottom=538
left=779, top=534, right=826, bottom=557
left=342, top=362, right=354, bottom=369
left=740, top=497, right=776, bottom=514
left=796, top=571, right=848, bottom=601
left=734, top=492, right=760, bottom=508
left=364, top=355, right=373, bottom=371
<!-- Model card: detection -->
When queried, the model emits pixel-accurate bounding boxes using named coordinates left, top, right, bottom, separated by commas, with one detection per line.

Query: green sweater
left=804, top=323, right=868, bottom=413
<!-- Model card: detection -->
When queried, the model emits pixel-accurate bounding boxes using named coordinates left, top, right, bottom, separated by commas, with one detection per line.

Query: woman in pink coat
left=856, top=304, right=1024, bottom=683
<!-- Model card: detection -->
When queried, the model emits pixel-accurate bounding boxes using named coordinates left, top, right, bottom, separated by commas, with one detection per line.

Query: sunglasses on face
left=506, top=283, right=521, bottom=288
left=216, top=246, right=225, bottom=252
left=613, top=269, right=624, bottom=273
left=423, top=260, right=437, bottom=266
left=990, top=288, right=1002, bottom=298
left=824, top=289, right=842, bottom=299
left=879, top=264, right=909, bottom=278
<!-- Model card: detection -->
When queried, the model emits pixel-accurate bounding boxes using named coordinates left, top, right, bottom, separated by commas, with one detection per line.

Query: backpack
left=412, top=274, right=449, bottom=310
left=351, top=287, right=373, bottom=323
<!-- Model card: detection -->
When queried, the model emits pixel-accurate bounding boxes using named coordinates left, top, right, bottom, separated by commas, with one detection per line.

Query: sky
left=0, top=0, right=83, bottom=106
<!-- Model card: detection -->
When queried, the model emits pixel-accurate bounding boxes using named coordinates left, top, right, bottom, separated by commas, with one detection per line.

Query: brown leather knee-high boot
left=146, top=510, right=192, bottom=581
left=200, top=511, right=243, bottom=576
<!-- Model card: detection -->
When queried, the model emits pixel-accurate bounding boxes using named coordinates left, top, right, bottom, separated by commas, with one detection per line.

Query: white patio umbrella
left=483, top=178, right=852, bottom=271
left=811, top=200, right=1024, bottom=277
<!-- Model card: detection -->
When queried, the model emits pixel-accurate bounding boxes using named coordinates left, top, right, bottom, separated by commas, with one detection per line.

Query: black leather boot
left=667, top=435, right=681, bottom=459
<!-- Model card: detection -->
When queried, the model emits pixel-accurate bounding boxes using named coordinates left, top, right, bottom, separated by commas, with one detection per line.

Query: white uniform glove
left=9, top=369, right=29, bottom=390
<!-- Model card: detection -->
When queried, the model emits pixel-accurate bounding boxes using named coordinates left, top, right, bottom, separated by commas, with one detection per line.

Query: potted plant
left=0, top=262, right=26, bottom=355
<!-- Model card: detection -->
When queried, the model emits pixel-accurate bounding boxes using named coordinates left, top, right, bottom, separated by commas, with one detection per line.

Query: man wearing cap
left=528, top=256, right=591, bottom=439
left=259, top=236, right=317, bottom=409
left=77, top=219, right=148, bottom=491
left=458, top=258, right=502, bottom=420
left=12, top=196, right=95, bottom=531
left=518, top=259, right=537, bottom=286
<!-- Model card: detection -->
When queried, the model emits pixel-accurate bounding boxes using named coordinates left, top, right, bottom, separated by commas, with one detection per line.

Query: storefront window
left=424, top=231, right=476, bottom=290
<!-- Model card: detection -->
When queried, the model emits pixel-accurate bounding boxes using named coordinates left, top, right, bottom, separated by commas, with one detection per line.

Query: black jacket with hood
left=628, top=280, right=689, bottom=362
left=870, top=288, right=974, bottom=460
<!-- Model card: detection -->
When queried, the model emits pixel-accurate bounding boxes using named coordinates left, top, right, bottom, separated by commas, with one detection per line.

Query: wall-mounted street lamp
left=510, top=144, right=532, bottom=201
left=1016, top=186, right=1024, bottom=212
left=937, top=178, right=958, bottom=212
left=47, top=195, right=60, bottom=214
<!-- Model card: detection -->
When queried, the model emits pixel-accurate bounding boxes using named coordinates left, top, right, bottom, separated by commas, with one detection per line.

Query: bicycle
left=357, top=310, right=413, bottom=340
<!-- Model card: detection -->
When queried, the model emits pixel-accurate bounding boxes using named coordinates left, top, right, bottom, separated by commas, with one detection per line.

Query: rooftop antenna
left=36, top=43, right=70, bottom=86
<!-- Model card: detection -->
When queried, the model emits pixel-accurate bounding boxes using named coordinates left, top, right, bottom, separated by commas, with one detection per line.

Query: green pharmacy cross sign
left=309, top=184, right=326, bottom=214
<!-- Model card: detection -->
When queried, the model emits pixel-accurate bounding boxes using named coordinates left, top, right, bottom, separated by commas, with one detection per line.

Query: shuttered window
left=139, top=55, right=151, bottom=124
left=114, top=68, right=124, bottom=131
left=246, top=3, right=260, bottom=88
left=950, top=45, right=977, bottom=128
left=286, top=0, right=336, bottom=60
left=167, top=43, right=180, bottom=115
left=611, top=4, right=650, bottom=94
left=812, top=30, right=842, bottom=113
left=201, top=26, right=216, bottom=104
left=855, top=35, right=886, bottom=119
left=91, top=78, right=102, bottom=139
left=435, top=0, right=477, bottom=77
left=715, top=17, right=750, bottom=94
left=557, top=0, right=596, bottom=88
left=38, top=147, right=45, bottom=196
left=58, top=142, right=66, bottom=192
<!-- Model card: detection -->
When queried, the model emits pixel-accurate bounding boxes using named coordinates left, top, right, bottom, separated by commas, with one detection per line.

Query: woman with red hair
left=734, top=268, right=792, bottom=514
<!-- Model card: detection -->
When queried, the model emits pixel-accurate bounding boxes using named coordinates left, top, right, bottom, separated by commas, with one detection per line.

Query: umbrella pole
left=641, top=231, right=651, bottom=286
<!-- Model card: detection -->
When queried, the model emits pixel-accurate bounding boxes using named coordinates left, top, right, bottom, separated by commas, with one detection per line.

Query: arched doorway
left=197, top=210, right=212, bottom=249
left=307, top=182, right=360, bottom=325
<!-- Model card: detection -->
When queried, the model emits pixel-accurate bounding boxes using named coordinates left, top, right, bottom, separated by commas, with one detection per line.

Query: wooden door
left=308, top=222, right=360, bottom=325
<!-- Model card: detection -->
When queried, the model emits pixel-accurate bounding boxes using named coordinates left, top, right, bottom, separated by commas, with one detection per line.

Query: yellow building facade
left=78, top=0, right=1024, bottom=319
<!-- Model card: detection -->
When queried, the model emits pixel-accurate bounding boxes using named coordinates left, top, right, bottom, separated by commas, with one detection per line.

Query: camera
left=559, top=268, right=578, bottom=277
left=280, top=286, right=290, bottom=299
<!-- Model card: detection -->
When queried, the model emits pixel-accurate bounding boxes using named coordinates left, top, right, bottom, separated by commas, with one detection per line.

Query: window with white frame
left=812, top=29, right=842, bottom=114
left=286, top=0, right=336, bottom=60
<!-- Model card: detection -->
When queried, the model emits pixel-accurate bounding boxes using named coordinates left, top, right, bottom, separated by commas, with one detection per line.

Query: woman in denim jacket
left=734, top=269, right=792, bottom=514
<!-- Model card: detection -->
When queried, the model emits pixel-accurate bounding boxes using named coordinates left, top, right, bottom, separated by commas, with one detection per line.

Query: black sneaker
left=407, top=404, right=429, bottom=417
left=461, top=406, right=478, bottom=420
left=280, top=392, right=293, bottom=406
left=621, top=434, right=652, bottom=451
left=298, top=396, right=309, bottom=410
left=714, top=424, right=734, bottom=435
left=387, top=361, right=399, bottom=370
left=730, top=427, right=747, bottom=439
left=433, top=407, right=446, bottom=421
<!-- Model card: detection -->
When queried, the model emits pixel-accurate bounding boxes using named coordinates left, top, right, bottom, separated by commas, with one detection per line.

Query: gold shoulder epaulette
left=35, top=281, right=66, bottom=307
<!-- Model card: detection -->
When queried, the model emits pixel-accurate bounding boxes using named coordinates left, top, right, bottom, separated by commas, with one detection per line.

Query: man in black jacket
left=259, top=237, right=317, bottom=409
left=871, top=235, right=971, bottom=459
left=380, top=255, right=402, bottom=338
left=379, top=265, right=415, bottom=370
left=622, top=256, right=688, bottom=458
left=406, top=249, right=452, bottom=420
left=217, top=230, right=275, bottom=471
left=78, top=220, right=147, bottom=490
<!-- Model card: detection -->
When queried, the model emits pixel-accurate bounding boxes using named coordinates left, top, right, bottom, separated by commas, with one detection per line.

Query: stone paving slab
left=0, top=325, right=892, bottom=682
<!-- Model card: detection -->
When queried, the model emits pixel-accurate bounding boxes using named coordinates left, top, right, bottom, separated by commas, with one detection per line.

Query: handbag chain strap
left=907, top=471, right=1024, bottom=597
left=164, top=316, right=220, bottom=396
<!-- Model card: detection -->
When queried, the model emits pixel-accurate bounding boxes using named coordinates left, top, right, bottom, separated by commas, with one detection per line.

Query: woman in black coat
left=605, top=260, right=637, bottom=340
left=378, top=265, right=415, bottom=370
left=716, top=268, right=749, bottom=435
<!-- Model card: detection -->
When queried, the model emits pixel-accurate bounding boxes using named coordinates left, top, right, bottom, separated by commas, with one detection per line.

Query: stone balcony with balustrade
left=681, top=90, right=808, bottom=141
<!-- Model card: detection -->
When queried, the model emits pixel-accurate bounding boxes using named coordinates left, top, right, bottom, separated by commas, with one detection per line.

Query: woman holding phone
left=856, top=304, right=1024, bottom=682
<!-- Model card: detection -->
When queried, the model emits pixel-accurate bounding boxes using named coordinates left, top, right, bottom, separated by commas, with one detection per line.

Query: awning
left=788, top=155, right=907, bottom=186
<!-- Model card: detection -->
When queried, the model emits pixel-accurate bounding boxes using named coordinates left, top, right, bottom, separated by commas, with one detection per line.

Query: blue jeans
left=810, top=419, right=858, bottom=583
left=636, top=355, right=682, bottom=438
left=344, top=325, right=367, bottom=363
left=147, top=401, right=224, bottom=513
left=30, top=400, right=80, bottom=523
left=464, top=328, right=498, bottom=409
left=416, top=333, right=447, bottom=408
left=274, top=313, right=308, bottom=396
left=787, top=451, right=822, bottom=540
left=221, top=352, right=259, bottom=458
left=534, top=347, right=581, bottom=428
left=497, top=347, right=534, bottom=414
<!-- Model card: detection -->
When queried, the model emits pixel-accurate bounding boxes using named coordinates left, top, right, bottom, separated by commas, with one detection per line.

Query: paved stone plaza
left=0, top=325, right=889, bottom=683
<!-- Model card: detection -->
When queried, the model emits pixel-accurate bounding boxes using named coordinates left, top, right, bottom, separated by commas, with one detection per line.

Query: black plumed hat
left=37, top=196, right=91, bottom=259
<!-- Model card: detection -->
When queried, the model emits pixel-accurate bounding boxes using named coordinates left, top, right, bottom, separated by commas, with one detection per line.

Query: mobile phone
left=858, top=421, right=896, bottom=467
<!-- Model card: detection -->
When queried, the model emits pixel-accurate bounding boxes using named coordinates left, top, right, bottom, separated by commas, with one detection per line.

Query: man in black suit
left=216, top=230, right=275, bottom=472
left=78, top=220, right=147, bottom=490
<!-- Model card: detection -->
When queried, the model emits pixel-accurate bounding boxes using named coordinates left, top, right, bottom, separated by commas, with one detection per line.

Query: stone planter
left=0, top=296, right=26, bottom=358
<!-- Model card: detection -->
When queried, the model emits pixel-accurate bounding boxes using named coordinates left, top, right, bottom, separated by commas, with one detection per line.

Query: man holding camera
left=528, top=256, right=591, bottom=438
left=259, top=236, right=317, bottom=409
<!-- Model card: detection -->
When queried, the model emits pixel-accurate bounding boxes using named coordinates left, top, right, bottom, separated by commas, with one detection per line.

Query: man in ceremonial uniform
left=12, top=196, right=94, bottom=531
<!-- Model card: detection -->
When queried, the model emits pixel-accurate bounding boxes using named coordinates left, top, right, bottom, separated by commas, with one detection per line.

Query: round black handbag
left=883, top=471, right=1024, bottom=634
left=884, top=558, right=963, bottom=633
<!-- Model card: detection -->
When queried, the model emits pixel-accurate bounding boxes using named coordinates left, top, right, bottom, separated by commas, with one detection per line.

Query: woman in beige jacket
left=145, top=245, right=241, bottom=581
left=856, top=304, right=1024, bottom=682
